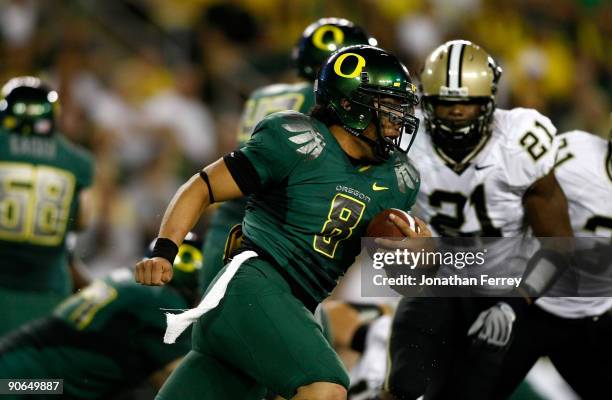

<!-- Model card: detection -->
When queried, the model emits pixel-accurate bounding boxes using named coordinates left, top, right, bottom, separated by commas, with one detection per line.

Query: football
left=366, top=208, right=419, bottom=238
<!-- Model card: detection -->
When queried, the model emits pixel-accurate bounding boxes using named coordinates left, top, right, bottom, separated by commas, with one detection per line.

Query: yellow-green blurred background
left=1, top=0, right=608, bottom=267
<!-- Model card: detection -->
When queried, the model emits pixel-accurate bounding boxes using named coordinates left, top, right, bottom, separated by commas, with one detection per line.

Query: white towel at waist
left=164, top=250, right=258, bottom=343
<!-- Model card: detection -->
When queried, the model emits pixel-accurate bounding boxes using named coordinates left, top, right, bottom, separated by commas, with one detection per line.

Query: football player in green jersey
left=135, top=45, right=429, bottom=400
left=200, top=17, right=376, bottom=293
left=0, top=77, right=95, bottom=335
left=0, top=233, right=202, bottom=400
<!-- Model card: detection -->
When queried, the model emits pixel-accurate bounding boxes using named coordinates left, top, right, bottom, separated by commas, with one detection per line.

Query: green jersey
left=240, top=111, right=420, bottom=305
left=201, top=82, right=315, bottom=290
left=0, top=268, right=190, bottom=399
left=0, top=130, right=94, bottom=292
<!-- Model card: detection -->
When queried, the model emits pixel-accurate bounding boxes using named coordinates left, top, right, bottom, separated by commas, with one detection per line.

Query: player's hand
left=397, top=214, right=431, bottom=238
left=375, top=215, right=432, bottom=250
left=467, top=302, right=516, bottom=348
left=134, top=257, right=173, bottom=286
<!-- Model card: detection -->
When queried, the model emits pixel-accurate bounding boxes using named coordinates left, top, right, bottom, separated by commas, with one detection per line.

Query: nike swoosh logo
left=474, top=164, right=494, bottom=171
left=372, top=182, right=389, bottom=191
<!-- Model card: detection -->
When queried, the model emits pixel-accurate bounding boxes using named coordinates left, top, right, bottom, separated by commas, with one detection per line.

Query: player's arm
left=467, top=170, right=574, bottom=348
left=519, top=169, right=574, bottom=299
left=524, top=170, right=573, bottom=238
left=135, top=116, right=301, bottom=286
left=74, top=187, right=94, bottom=231
left=135, top=159, right=243, bottom=285
left=158, top=159, right=242, bottom=245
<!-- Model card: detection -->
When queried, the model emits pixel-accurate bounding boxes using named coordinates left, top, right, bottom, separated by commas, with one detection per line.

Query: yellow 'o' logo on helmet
left=312, top=25, right=344, bottom=51
left=173, top=244, right=203, bottom=273
left=333, top=53, right=366, bottom=79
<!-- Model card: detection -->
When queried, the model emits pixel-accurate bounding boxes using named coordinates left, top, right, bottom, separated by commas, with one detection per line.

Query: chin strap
left=343, top=113, right=392, bottom=163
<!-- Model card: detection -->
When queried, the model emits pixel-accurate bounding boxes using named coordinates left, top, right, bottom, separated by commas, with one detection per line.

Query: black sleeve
left=223, top=150, right=262, bottom=196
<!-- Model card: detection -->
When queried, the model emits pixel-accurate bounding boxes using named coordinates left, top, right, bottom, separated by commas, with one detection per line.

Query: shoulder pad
left=556, top=130, right=607, bottom=162
left=558, top=129, right=600, bottom=145
left=494, top=108, right=556, bottom=144
left=257, top=110, right=315, bottom=131
left=256, top=111, right=327, bottom=160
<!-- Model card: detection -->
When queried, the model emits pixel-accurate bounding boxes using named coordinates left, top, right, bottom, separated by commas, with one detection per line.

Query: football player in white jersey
left=383, top=40, right=574, bottom=400
left=489, top=130, right=612, bottom=399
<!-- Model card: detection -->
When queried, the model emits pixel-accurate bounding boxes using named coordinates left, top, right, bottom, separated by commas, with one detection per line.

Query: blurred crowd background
left=1, top=0, right=608, bottom=272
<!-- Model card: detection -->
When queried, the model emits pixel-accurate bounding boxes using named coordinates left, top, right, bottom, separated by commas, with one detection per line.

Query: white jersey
left=536, top=131, right=612, bottom=318
left=348, top=112, right=560, bottom=392
left=410, top=108, right=556, bottom=291
left=411, top=107, right=556, bottom=237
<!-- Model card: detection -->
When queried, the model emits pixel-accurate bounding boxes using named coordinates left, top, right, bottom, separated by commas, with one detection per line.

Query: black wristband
left=151, top=237, right=179, bottom=265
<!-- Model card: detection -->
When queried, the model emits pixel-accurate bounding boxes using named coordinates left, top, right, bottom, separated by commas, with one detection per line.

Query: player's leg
left=547, top=311, right=612, bottom=399
left=487, top=306, right=554, bottom=399
left=385, top=297, right=460, bottom=400
left=155, top=350, right=266, bottom=400
left=194, top=257, right=350, bottom=399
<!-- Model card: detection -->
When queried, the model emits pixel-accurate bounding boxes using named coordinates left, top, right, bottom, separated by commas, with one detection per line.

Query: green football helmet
left=147, top=232, right=203, bottom=303
left=0, top=76, right=58, bottom=136
left=315, top=45, right=420, bottom=161
left=293, top=17, right=376, bottom=80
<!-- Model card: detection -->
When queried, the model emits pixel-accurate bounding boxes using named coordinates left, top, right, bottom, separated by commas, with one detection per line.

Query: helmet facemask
left=337, top=76, right=420, bottom=163
left=0, top=77, right=58, bottom=137
left=345, top=84, right=419, bottom=162
left=423, top=96, right=494, bottom=167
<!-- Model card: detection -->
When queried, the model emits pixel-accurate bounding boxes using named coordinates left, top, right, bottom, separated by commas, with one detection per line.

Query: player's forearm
left=75, top=188, right=94, bottom=231
left=520, top=171, right=574, bottom=299
left=158, top=158, right=245, bottom=246
left=525, top=171, right=573, bottom=244
left=158, top=174, right=210, bottom=246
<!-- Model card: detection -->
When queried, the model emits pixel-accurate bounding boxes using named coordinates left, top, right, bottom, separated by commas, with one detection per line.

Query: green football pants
left=157, top=256, right=349, bottom=399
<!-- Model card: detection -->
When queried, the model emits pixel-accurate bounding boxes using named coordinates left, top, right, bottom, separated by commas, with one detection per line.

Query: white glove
left=467, top=302, right=516, bottom=348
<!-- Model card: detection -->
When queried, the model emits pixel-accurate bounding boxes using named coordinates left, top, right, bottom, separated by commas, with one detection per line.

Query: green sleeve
left=75, top=148, right=94, bottom=190
left=59, top=135, right=95, bottom=189
left=80, top=154, right=94, bottom=189
left=239, top=115, right=303, bottom=188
